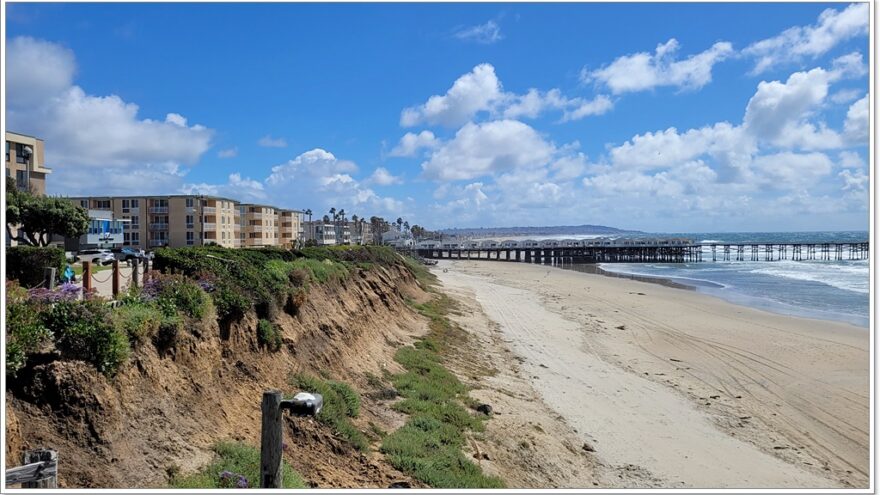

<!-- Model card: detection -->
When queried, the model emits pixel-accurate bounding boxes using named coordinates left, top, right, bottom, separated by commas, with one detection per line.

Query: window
left=131, top=199, right=139, bottom=208
left=96, top=200, right=110, bottom=209
left=186, top=215, right=194, bottom=229
left=5, top=141, right=9, bottom=162
left=15, top=170, right=27, bottom=191
left=187, top=198, right=194, bottom=208
left=122, top=199, right=130, bottom=213
left=186, top=231, right=195, bottom=245
left=80, top=200, right=89, bottom=208
left=15, top=143, right=28, bottom=164
left=123, top=233, right=130, bottom=245
left=131, top=232, right=139, bottom=243
left=131, top=215, right=139, bottom=227
left=221, top=232, right=226, bottom=240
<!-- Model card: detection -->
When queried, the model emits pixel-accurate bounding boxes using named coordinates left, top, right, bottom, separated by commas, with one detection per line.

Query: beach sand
left=433, top=259, right=869, bottom=489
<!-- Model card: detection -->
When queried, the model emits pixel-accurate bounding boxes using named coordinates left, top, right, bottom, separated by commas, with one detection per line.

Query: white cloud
left=6, top=36, right=213, bottom=172
left=421, top=120, right=556, bottom=181
left=454, top=20, right=503, bottom=44
left=743, top=3, right=869, bottom=74
left=830, top=88, right=863, bottom=104
left=267, top=148, right=357, bottom=186
left=401, top=64, right=503, bottom=127
left=583, top=38, right=733, bottom=94
left=561, top=95, right=614, bottom=122
left=838, top=150, right=865, bottom=169
left=258, top=135, right=288, bottom=148
left=389, top=131, right=439, bottom=157
left=218, top=147, right=238, bottom=158
left=368, top=167, right=403, bottom=185
left=751, top=151, right=833, bottom=189
left=843, top=94, right=868, bottom=143
left=181, top=172, right=268, bottom=203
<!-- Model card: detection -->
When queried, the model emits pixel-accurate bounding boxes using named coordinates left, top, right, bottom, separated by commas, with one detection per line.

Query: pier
left=411, top=240, right=869, bottom=265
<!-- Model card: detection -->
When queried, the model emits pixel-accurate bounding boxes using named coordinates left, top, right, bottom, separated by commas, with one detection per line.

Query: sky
left=4, top=2, right=871, bottom=232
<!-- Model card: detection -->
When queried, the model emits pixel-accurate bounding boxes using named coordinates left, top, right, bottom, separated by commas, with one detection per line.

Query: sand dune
left=434, top=260, right=869, bottom=488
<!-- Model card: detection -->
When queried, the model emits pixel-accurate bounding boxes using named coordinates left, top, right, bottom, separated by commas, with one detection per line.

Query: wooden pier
left=412, top=242, right=869, bottom=265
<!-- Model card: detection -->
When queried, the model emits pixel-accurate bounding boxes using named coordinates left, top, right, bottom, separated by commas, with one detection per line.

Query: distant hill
left=439, top=224, right=643, bottom=237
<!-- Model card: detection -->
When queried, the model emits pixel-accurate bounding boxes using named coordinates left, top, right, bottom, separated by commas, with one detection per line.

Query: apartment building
left=303, top=221, right=337, bottom=246
left=66, top=195, right=241, bottom=250
left=6, top=131, right=51, bottom=196
left=277, top=209, right=304, bottom=248
left=240, top=204, right=282, bottom=247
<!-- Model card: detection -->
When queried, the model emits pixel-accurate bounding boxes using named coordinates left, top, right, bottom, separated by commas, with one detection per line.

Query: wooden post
left=131, top=258, right=140, bottom=288
left=112, top=259, right=120, bottom=298
left=22, top=449, right=57, bottom=488
left=43, top=267, right=56, bottom=290
left=260, top=390, right=284, bottom=488
left=82, top=261, right=92, bottom=292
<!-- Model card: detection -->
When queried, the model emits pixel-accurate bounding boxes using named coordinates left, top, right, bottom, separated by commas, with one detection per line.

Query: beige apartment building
left=66, top=195, right=242, bottom=250
left=278, top=209, right=303, bottom=248
left=240, top=204, right=280, bottom=248
left=6, top=131, right=52, bottom=196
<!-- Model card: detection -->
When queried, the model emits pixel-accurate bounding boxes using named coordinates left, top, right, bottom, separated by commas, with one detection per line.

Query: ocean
left=497, top=231, right=870, bottom=328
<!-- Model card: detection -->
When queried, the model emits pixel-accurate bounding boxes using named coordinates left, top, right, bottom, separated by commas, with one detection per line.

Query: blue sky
left=5, top=2, right=870, bottom=232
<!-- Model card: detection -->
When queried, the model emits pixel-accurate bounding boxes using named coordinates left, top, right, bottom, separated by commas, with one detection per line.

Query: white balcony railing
left=248, top=212, right=263, bottom=219
left=150, top=223, right=169, bottom=230
left=149, top=206, right=169, bottom=213
left=203, top=222, right=217, bottom=230
left=202, top=206, right=216, bottom=214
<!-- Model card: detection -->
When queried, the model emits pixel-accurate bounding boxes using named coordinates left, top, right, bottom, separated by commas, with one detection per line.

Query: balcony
left=149, top=206, right=169, bottom=214
left=149, top=239, right=167, bottom=247
left=203, top=206, right=216, bottom=214
left=203, top=222, right=217, bottom=230
left=249, top=225, right=264, bottom=232
left=248, top=212, right=263, bottom=219
left=150, top=223, right=169, bottom=231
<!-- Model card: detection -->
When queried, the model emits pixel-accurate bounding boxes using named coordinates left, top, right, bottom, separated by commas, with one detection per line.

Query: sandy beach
left=434, top=259, right=869, bottom=489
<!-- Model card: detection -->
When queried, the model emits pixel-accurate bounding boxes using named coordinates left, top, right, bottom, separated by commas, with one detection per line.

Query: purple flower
left=28, top=283, right=82, bottom=303
left=236, top=476, right=249, bottom=489
left=219, top=470, right=233, bottom=480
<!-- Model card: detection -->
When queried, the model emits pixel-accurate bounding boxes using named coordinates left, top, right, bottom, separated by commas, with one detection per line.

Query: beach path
left=435, top=260, right=868, bottom=488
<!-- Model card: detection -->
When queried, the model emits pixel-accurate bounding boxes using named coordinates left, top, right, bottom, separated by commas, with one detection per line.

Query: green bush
left=6, top=299, right=51, bottom=375
left=256, top=319, right=282, bottom=352
left=289, top=258, right=349, bottom=284
left=171, top=441, right=305, bottom=489
left=112, top=303, right=163, bottom=344
left=154, top=313, right=183, bottom=351
left=212, top=282, right=251, bottom=321
left=153, top=275, right=212, bottom=319
left=6, top=246, right=66, bottom=288
left=44, top=300, right=130, bottom=376
left=290, top=373, right=368, bottom=451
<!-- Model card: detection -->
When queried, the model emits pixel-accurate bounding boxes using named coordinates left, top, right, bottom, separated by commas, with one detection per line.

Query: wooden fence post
left=22, top=449, right=57, bottom=488
left=43, top=267, right=56, bottom=290
left=260, top=390, right=284, bottom=488
left=82, top=262, right=92, bottom=293
left=112, top=259, right=120, bottom=298
left=131, top=258, right=140, bottom=288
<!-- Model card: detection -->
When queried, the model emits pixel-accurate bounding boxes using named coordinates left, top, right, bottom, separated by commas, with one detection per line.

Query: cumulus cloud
left=401, top=64, right=612, bottom=128
left=454, top=20, right=503, bottom=44
left=181, top=173, right=268, bottom=203
left=389, top=131, right=439, bottom=157
left=743, top=3, right=869, bottom=74
left=6, top=36, right=213, bottom=191
left=582, top=38, right=734, bottom=94
left=401, top=64, right=504, bottom=127
left=420, top=120, right=556, bottom=181
left=843, top=94, right=868, bottom=143
left=258, top=135, right=288, bottom=148
left=368, top=167, right=403, bottom=185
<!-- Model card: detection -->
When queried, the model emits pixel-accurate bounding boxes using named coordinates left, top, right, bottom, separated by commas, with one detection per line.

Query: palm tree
left=396, top=217, right=403, bottom=232
left=351, top=214, right=360, bottom=243
left=304, top=208, right=312, bottom=224
left=323, top=214, right=330, bottom=223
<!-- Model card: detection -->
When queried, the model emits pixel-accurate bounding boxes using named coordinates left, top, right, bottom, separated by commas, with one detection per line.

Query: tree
left=323, top=214, right=330, bottom=223
left=396, top=217, right=403, bottom=231
left=6, top=177, right=89, bottom=247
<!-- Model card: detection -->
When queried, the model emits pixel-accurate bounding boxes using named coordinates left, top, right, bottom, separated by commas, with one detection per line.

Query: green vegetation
left=170, top=441, right=306, bottom=489
left=5, top=283, right=51, bottom=375
left=290, top=373, right=368, bottom=451
left=153, top=274, right=213, bottom=319
left=257, top=319, right=283, bottom=352
left=44, top=300, right=131, bottom=376
left=111, top=303, right=163, bottom=343
left=289, top=258, right=350, bottom=284
left=6, top=176, right=89, bottom=247
left=380, top=295, right=503, bottom=488
left=6, top=245, right=67, bottom=288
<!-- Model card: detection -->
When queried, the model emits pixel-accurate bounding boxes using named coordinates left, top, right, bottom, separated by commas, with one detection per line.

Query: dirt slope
left=6, top=263, right=428, bottom=488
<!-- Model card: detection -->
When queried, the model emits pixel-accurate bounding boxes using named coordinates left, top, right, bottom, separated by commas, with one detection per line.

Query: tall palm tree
left=396, top=217, right=403, bottom=232
left=351, top=214, right=359, bottom=243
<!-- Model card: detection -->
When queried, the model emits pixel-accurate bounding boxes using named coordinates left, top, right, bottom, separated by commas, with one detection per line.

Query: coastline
left=433, top=259, right=869, bottom=488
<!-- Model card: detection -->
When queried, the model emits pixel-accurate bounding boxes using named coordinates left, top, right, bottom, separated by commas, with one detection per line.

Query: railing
left=149, top=206, right=169, bottom=213
left=202, top=206, right=216, bottom=214
left=149, top=223, right=169, bottom=231
left=249, top=225, right=264, bottom=232
left=203, top=222, right=217, bottom=230
left=6, top=449, right=57, bottom=488
left=149, top=239, right=167, bottom=247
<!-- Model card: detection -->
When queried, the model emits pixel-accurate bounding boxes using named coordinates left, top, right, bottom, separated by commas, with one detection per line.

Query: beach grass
left=170, top=441, right=306, bottom=489
left=289, top=373, right=369, bottom=451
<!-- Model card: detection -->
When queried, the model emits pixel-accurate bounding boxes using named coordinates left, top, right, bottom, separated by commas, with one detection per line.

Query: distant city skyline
left=5, top=2, right=870, bottom=232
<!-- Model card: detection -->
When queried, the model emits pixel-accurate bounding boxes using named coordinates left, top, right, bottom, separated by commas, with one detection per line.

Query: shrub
left=6, top=299, right=51, bottom=375
left=144, top=274, right=212, bottom=319
left=112, top=303, right=163, bottom=344
left=171, top=441, right=305, bottom=489
left=6, top=246, right=66, bottom=288
left=290, top=374, right=368, bottom=451
left=44, top=300, right=130, bottom=376
left=154, top=313, right=184, bottom=351
left=290, top=258, right=349, bottom=284
left=256, top=319, right=282, bottom=352
left=212, top=282, right=251, bottom=322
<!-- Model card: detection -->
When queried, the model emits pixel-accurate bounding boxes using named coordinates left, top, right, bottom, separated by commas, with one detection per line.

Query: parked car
left=76, top=249, right=115, bottom=266
left=112, top=247, right=146, bottom=261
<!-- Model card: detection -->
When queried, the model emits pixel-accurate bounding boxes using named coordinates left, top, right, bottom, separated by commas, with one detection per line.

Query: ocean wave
left=749, top=262, right=869, bottom=294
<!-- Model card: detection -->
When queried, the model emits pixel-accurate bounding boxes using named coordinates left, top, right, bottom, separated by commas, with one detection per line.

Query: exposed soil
left=6, top=263, right=430, bottom=488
